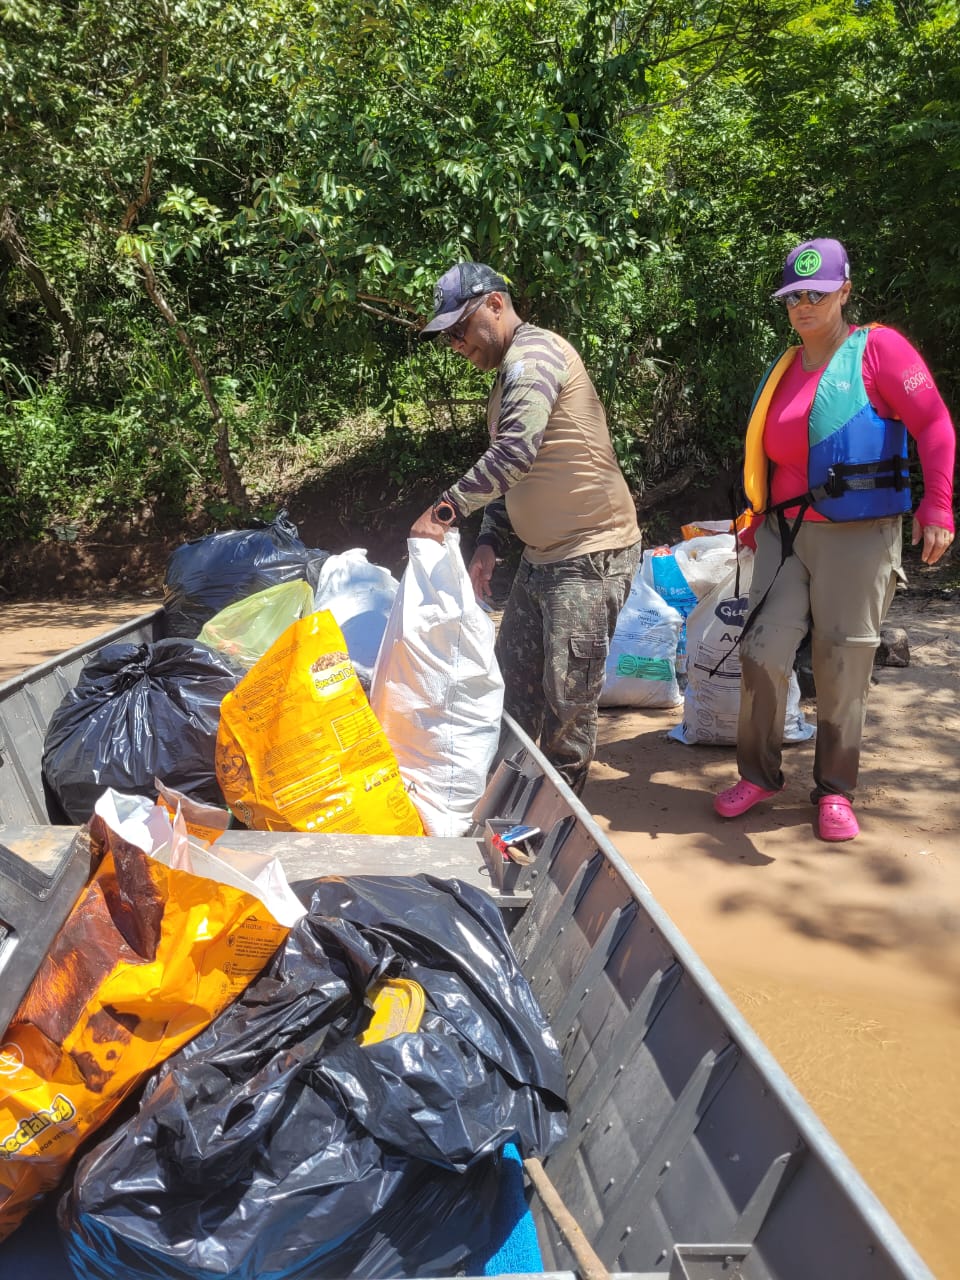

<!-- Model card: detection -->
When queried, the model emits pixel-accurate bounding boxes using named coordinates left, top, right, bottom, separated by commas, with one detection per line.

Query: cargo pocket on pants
left=564, top=634, right=608, bottom=704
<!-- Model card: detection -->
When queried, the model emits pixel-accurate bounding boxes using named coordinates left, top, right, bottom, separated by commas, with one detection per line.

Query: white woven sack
left=600, top=574, right=683, bottom=708
left=671, top=533, right=738, bottom=599
left=313, top=548, right=399, bottom=687
left=369, top=531, right=504, bottom=837
left=668, top=552, right=815, bottom=746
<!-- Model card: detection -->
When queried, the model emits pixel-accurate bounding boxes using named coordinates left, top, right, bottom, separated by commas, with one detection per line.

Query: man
left=411, top=261, right=641, bottom=796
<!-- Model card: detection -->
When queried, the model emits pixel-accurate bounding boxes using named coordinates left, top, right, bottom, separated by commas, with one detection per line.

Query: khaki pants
left=737, top=516, right=902, bottom=801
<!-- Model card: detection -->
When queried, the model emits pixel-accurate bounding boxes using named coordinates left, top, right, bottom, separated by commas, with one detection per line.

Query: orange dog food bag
left=216, top=611, right=422, bottom=835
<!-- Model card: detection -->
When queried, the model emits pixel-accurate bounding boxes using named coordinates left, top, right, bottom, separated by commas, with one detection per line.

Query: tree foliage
left=0, top=0, right=957, bottom=541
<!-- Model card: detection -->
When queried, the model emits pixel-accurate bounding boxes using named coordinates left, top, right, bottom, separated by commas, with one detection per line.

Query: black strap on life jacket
left=705, top=453, right=907, bottom=678
left=706, top=501, right=807, bottom=678
left=753, top=451, right=908, bottom=573
left=822, top=455, right=909, bottom=494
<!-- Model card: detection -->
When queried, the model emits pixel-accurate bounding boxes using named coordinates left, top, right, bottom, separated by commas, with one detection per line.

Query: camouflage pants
left=496, top=542, right=641, bottom=796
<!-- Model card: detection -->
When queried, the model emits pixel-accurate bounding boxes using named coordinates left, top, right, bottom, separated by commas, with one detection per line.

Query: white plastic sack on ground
left=600, top=574, right=683, bottom=708
left=672, top=533, right=738, bottom=599
left=668, top=550, right=815, bottom=746
left=313, top=548, right=399, bottom=687
left=369, top=531, right=504, bottom=837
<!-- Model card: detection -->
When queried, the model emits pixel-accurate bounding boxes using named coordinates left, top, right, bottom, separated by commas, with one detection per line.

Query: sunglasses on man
left=778, top=289, right=835, bottom=308
left=439, top=295, right=487, bottom=345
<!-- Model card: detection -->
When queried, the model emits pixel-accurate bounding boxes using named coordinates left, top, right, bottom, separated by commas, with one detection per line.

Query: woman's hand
left=912, top=517, right=955, bottom=565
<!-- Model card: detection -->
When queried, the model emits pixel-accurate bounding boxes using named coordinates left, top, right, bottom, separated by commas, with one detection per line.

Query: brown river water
left=592, top=594, right=960, bottom=1280
left=592, top=835, right=960, bottom=1280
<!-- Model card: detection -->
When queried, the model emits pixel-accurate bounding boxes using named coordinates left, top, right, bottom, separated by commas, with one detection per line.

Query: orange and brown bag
left=0, top=807, right=295, bottom=1240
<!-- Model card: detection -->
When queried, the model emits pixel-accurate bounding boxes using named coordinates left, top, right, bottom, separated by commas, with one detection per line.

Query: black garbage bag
left=41, top=638, right=239, bottom=822
left=162, top=510, right=329, bottom=638
left=60, top=875, right=568, bottom=1280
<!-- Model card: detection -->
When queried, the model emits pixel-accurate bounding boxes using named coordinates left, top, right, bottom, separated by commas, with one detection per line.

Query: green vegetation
left=1, top=0, right=958, bottom=543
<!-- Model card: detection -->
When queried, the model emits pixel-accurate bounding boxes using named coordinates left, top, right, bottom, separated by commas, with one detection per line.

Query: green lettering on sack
left=616, top=655, right=673, bottom=681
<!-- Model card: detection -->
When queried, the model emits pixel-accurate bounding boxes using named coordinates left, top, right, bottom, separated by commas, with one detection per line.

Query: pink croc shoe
left=714, top=778, right=781, bottom=818
left=818, top=794, right=859, bottom=842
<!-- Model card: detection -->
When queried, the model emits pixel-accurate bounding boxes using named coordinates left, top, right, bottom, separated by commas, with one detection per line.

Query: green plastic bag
left=197, top=580, right=315, bottom=670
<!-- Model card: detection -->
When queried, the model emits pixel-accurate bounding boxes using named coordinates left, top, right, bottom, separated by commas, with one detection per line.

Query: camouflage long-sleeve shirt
left=439, top=324, right=640, bottom=564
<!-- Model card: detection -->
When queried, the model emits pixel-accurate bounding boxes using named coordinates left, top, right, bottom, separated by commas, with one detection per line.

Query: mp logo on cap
left=434, top=283, right=444, bottom=309
left=795, top=249, right=822, bottom=277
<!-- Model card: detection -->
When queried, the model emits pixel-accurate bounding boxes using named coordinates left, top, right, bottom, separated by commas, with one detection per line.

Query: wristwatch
left=432, top=501, right=457, bottom=526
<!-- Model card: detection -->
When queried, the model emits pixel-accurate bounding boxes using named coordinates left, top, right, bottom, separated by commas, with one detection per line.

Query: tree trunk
left=633, top=463, right=697, bottom=513
left=138, top=256, right=250, bottom=514
left=0, top=205, right=80, bottom=369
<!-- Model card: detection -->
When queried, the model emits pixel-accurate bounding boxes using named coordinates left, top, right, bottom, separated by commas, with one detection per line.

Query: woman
left=714, top=237, right=955, bottom=841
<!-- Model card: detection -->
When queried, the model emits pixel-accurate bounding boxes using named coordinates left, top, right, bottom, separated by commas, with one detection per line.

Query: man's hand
left=912, top=516, right=955, bottom=565
left=410, top=503, right=448, bottom=543
left=469, top=545, right=496, bottom=603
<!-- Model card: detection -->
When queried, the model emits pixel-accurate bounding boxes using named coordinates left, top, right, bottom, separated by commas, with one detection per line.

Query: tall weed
left=0, top=384, right=171, bottom=539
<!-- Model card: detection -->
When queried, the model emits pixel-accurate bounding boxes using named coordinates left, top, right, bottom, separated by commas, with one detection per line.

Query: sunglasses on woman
left=779, top=289, right=832, bottom=308
left=439, top=295, right=487, bottom=345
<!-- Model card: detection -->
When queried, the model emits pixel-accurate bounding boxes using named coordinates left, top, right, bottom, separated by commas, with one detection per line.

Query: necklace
left=800, top=350, right=824, bottom=373
left=801, top=322, right=853, bottom=373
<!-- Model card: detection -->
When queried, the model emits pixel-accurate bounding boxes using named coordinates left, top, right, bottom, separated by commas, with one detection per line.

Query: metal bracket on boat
left=668, top=1242, right=751, bottom=1278
left=472, top=752, right=543, bottom=830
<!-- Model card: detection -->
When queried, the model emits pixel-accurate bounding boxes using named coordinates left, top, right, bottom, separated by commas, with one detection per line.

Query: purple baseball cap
left=419, top=262, right=511, bottom=337
left=772, top=238, right=851, bottom=298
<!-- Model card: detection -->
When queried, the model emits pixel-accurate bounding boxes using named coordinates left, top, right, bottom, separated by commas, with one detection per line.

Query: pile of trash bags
left=0, top=789, right=306, bottom=1242
left=601, top=525, right=814, bottom=746
left=15, top=514, right=557, bottom=1275
left=41, top=513, right=505, bottom=839
left=60, top=874, right=567, bottom=1280
left=0, top=789, right=567, bottom=1279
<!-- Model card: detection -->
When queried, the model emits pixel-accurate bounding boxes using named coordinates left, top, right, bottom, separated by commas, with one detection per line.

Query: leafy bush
left=0, top=384, right=187, bottom=539
left=2, top=0, right=956, bottom=554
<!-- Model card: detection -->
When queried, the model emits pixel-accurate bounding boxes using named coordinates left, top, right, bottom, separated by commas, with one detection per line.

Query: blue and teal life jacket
left=743, top=325, right=911, bottom=522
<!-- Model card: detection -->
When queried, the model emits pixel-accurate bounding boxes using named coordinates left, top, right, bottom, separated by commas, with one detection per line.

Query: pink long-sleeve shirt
left=764, top=325, right=955, bottom=530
